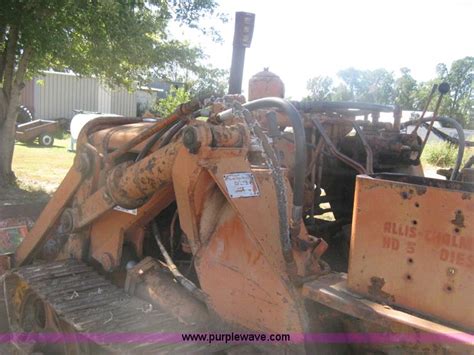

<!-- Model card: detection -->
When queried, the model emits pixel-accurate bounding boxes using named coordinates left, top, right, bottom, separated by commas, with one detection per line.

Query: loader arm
left=4, top=94, right=472, bottom=355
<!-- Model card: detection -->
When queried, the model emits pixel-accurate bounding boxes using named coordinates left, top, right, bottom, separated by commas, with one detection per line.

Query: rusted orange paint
left=105, top=99, right=200, bottom=164
left=348, top=175, right=473, bottom=330
left=14, top=167, right=83, bottom=266
left=106, top=141, right=179, bottom=208
left=90, top=123, right=154, bottom=154
left=196, top=203, right=307, bottom=332
left=172, top=144, right=324, bottom=333
left=248, top=68, right=285, bottom=101
left=90, top=186, right=175, bottom=270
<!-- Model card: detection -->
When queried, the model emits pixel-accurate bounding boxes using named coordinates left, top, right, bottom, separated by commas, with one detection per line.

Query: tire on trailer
left=17, top=105, right=33, bottom=124
left=39, top=133, right=54, bottom=147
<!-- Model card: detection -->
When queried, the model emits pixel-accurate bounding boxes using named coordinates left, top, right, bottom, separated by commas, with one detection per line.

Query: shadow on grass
left=15, top=142, right=69, bottom=149
left=0, top=182, right=50, bottom=206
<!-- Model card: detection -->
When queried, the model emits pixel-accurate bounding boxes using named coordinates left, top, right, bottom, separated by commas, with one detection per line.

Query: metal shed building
left=20, top=71, right=137, bottom=120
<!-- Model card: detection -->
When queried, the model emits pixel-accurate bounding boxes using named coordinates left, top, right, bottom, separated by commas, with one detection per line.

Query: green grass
left=421, top=142, right=472, bottom=168
left=7, top=133, right=474, bottom=202
left=12, top=137, right=75, bottom=193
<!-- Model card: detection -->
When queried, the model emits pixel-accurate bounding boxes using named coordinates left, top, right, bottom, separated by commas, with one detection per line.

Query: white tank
left=70, top=113, right=122, bottom=140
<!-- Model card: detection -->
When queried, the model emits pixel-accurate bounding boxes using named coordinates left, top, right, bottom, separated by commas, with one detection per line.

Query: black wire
left=405, top=117, right=466, bottom=180
left=135, top=120, right=187, bottom=162
left=135, top=126, right=169, bottom=162
left=158, top=120, right=186, bottom=148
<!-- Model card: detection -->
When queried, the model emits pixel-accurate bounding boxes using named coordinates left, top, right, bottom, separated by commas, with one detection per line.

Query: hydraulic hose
left=404, top=117, right=465, bottom=181
left=135, top=120, right=186, bottom=162
left=152, top=222, right=207, bottom=302
left=219, top=97, right=306, bottom=224
left=290, top=100, right=394, bottom=114
left=159, top=120, right=187, bottom=148
left=426, top=123, right=474, bottom=147
left=135, top=125, right=171, bottom=162
left=240, top=107, right=294, bottom=264
left=106, top=98, right=201, bottom=164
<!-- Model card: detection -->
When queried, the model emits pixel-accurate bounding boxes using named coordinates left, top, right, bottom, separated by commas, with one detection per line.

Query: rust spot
left=400, top=191, right=411, bottom=200
left=462, top=193, right=471, bottom=200
left=400, top=187, right=427, bottom=199
left=415, top=186, right=427, bottom=195
left=208, top=165, right=218, bottom=174
left=444, top=284, right=454, bottom=293
left=451, top=210, right=465, bottom=229
left=368, top=276, right=395, bottom=304
left=145, top=159, right=155, bottom=173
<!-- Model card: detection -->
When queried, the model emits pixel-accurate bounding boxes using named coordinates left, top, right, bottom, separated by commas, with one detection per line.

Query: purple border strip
left=299, top=333, right=473, bottom=344
left=0, top=332, right=472, bottom=344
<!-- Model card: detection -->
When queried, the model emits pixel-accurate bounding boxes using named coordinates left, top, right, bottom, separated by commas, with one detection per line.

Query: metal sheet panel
left=22, top=72, right=137, bottom=120
left=348, top=174, right=473, bottom=330
left=110, top=89, right=136, bottom=116
left=302, top=273, right=473, bottom=353
left=97, top=85, right=112, bottom=114
left=34, top=72, right=98, bottom=120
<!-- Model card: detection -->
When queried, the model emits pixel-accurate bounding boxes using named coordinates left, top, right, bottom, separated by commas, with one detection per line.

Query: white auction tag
left=223, top=173, right=260, bottom=198
left=113, top=206, right=138, bottom=215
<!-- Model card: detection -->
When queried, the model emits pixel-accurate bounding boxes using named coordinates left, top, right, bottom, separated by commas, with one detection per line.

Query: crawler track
left=3, top=259, right=232, bottom=354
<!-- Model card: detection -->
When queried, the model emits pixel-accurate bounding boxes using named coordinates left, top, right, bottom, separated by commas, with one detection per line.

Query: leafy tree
left=336, top=67, right=360, bottom=100
left=332, top=84, right=353, bottom=101
left=0, top=0, right=219, bottom=185
left=412, top=79, right=438, bottom=112
left=414, top=57, right=473, bottom=126
left=153, top=86, right=191, bottom=117
left=188, top=67, right=228, bottom=97
left=164, top=65, right=228, bottom=98
left=151, top=65, right=227, bottom=117
left=305, top=76, right=333, bottom=101
left=394, top=67, right=417, bottom=110
left=436, top=63, right=449, bottom=78
left=304, top=58, right=473, bottom=127
left=443, top=57, right=473, bottom=126
left=334, top=68, right=395, bottom=104
left=361, top=68, right=395, bottom=104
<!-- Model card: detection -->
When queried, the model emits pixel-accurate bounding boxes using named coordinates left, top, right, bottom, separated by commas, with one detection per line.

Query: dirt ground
left=0, top=184, right=50, bottom=206
left=0, top=138, right=71, bottom=205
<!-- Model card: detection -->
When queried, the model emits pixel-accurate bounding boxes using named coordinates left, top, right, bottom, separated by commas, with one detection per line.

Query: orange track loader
left=1, top=12, right=472, bottom=355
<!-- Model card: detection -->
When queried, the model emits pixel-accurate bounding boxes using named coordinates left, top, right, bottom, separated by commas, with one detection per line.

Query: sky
left=172, top=0, right=474, bottom=99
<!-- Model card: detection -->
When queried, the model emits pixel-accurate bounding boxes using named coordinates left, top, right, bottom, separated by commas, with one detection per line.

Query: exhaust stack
left=228, top=12, right=255, bottom=94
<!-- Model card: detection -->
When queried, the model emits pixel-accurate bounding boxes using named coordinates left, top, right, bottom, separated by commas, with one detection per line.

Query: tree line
left=305, top=56, right=474, bottom=127
left=0, top=0, right=222, bottom=185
